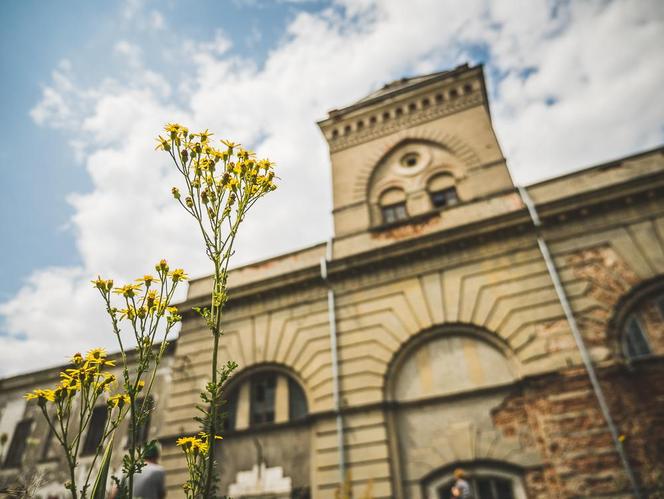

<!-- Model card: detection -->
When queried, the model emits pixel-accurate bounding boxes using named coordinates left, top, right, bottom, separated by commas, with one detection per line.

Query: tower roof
left=325, top=63, right=474, bottom=119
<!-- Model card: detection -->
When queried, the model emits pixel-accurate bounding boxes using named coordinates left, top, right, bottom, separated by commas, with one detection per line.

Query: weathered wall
left=492, top=363, right=664, bottom=498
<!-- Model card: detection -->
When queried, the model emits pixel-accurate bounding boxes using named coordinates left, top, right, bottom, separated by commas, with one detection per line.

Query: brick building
left=1, top=64, right=663, bottom=498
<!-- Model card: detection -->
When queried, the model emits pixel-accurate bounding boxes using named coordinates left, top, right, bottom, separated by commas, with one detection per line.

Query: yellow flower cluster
left=91, top=260, right=186, bottom=325
left=156, top=124, right=277, bottom=222
left=107, top=393, right=130, bottom=409
left=25, top=348, right=118, bottom=405
left=176, top=432, right=223, bottom=456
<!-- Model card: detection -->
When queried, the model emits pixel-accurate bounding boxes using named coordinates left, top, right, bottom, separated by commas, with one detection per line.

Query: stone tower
left=317, top=63, right=518, bottom=258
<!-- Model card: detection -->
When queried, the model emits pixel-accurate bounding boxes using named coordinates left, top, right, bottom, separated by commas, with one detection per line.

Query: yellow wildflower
left=196, top=129, right=213, bottom=143
left=25, top=388, right=56, bottom=402
left=108, top=393, right=130, bottom=409
left=156, top=259, right=169, bottom=273
left=220, top=139, right=239, bottom=150
left=169, top=268, right=188, bottom=282
left=91, top=277, right=114, bottom=292
left=113, top=284, right=142, bottom=298
left=155, top=135, right=170, bottom=151
left=136, top=274, right=158, bottom=287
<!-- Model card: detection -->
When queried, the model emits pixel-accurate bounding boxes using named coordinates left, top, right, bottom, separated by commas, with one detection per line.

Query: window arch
left=222, top=368, right=308, bottom=431
left=386, top=326, right=517, bottom=403
left=427, top=172, right=459, bottom=209
left=611, top=276, right=663, bottom=361
left=379, top=187, right=408, bottom=224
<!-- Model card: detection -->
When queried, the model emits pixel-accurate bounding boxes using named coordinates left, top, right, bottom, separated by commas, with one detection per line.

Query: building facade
left=1, top=64, right=663, bottom=498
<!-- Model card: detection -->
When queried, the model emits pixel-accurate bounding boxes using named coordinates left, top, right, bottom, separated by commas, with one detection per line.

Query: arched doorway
left=384, top=326, right=533, bottom=498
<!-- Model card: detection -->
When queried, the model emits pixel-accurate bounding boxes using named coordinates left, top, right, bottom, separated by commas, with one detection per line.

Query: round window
left=400, top=152, right=419, bottom=168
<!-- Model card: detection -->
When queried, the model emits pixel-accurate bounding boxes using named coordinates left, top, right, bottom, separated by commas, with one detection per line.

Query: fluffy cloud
left=2, top=0, right=663, bottom=376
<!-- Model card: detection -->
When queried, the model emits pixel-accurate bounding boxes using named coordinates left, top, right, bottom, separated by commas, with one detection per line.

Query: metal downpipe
left=517, top=186, right=642, bottom=499
left=320, top=239, right=346, bottom=485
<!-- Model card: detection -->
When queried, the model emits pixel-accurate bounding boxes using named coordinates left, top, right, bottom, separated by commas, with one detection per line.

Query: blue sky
left=0, top=0, right=325, bottom=303
left=1, top=0, right=663, bottom=376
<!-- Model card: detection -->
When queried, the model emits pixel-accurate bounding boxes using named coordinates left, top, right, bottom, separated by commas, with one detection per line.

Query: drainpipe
left=320, top=239, right=346, bottom=485
left=517, top=186, right=642, bottom=499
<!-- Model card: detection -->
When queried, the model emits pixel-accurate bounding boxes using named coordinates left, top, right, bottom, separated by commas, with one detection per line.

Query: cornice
left=325, top=91, right=483, bottom=153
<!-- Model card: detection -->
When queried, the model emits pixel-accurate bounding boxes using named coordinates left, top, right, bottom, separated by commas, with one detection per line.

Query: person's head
left=454, top=468, right=465, bottom=480
left=143, top=441, right=161, bottom=463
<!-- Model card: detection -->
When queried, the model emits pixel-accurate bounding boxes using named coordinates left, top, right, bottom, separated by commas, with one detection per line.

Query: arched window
left=391, top=332, right=515, bottom=402
left=223, top=369, right=308, bottom=431
left=427, top=173, right=458, bottom=209
left=612, top=277, right=662, bottom=361
left=379, top=188, right=408, bottom=224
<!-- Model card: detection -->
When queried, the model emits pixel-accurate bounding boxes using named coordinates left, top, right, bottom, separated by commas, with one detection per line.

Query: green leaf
left=90, top=435, right=114, bottom=499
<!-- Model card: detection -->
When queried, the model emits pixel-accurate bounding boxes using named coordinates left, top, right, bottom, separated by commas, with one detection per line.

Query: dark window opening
left=344, top=125, right=351, bottom=135
left=288, top=378, right=308, bottom=421
left=464, top=83, right=473, bottom=94
left=331, top=129, right=338, bottom=139
left=430, top=187, right=459, bottom=209
left=356, top=120, right=364, bottom=130
left=438, top=476, right=515, bottom=499
left=449, top=88, right=459, bottom=99
left=408, top=102, right=417, bottom=112
left=81, top=406, right=108, bottom=456
left=369, top=116, right=377, bottom=126
left=623, top=317, right=651, bottom=359
left=395, top=107, right=403, bottom=117
left=381, top=203, right=408, bottom=224
left=422, top=97, right=431, bottom=108
left=3, top=419, right=32, bottom=468
left=126, top=396, right=153, bottom=449
left=435, top=93, right=444, bottom=103
left=222, top=386, right=238, bottom=432
left=382, top=111, right=391, bottom=121
left=250, top=374, right=276, bottom=426
left=40, top=426, right=56, bottom=461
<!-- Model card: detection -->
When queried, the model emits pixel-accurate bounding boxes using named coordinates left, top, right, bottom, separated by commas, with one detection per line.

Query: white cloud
left=3, top=0, right=663, bottom=376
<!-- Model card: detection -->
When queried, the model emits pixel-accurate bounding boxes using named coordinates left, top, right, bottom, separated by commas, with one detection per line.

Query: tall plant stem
left=203, top=262, right=223, bottom=497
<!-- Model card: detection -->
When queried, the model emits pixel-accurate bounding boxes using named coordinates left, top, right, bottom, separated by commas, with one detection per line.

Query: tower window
left=422, top=97, right=430, bottom=108
left=344, top=125, right=352, bottom=135
left=435, top=93, right=444, bottom=103
left=357, top=120, right=364, bottom=130
left=3, top=419, right=32, bottom=468
left=369, top=116, right=377, bottom=126
left=382, top=111, right=391, bottom=121
left=395, top=107, right=403, bottom=117
left=463, top=83, right=473, bottom=94
left=408, top=102, right=417, bottom=112
left=331, top=129, right=338, bottom=139
left=381, top=203, right=408, bottom=224
left=430, top=187, right=459, bottom=209
left=379, top=188, right=408, bottom=225
left=449, top=88, right=459, bottom=99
